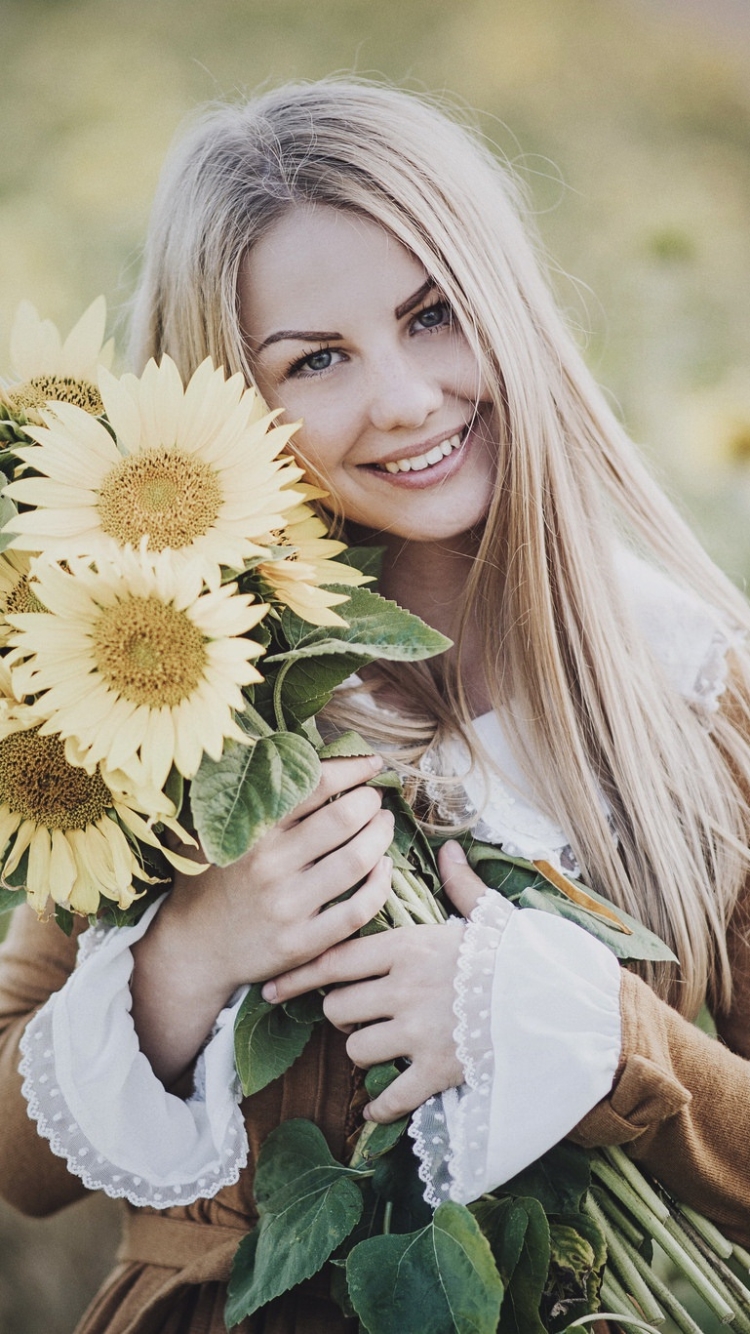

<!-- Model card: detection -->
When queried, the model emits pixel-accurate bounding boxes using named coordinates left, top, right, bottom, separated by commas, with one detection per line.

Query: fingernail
left=362, top=1105, right=372, bottom=1121
left=368, top=754, right=385, bottom=771
left=261, top=981, right=277, bottom=1002
left=442, top=840, right=466, bottom=864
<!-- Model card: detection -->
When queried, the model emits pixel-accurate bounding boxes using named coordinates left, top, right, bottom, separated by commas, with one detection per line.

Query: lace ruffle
left=18, top=900, right=249, bottom=1208
left=408, top=890, right=514, bottom=1208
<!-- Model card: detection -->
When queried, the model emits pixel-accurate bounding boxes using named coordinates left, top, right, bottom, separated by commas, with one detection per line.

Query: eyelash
left=284, top=299, right=454, bottom=379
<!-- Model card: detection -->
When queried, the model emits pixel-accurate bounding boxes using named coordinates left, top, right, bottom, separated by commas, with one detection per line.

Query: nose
left=366, top=354, right=443, bottom=433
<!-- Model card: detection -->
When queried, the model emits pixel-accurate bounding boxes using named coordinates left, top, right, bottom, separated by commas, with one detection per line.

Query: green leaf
left=0, top=886, right=24, bottom=914
left=371, top=1132, right=433, bottom=1234
left=517, top=884, right=678, bottom=962
left=234, top=985, right=318, bottom=1097
left=267, top=585, right=452, bottom=663
left=318, top=730, right=375, bottom=759
left=281, top=990, right=325, bottom=1025
left=257, top=652, right=364, bottom=728
left=190, top=731, right=321, bottom=865
left=0, top=495, right=19, bottom=554
left=54, top=905, right=75, bottom=936
left=226, top=1156, right=364, bottom=1323
left=469, top=1196, right=549, bottom=1334
left=500, top=1142, right=591, bottom=1214
left=364, top=1061, right=399, bottom=1099
left=346, top=1201, right=504, bottom=1334
left=253, top=1120, right=336, bottom=1207
left=332, top=545, right=384, bottom=579
left=354, top=1114, right=409, bottom=1162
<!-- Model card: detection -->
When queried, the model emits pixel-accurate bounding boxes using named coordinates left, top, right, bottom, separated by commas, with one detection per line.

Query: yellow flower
left=0, top=550, right=44, bottom=646
left=0, top=656, right=199, bottom=916
left=7, top=547, right=269, bottom=792
left=3, top=297, right=113, bottom=422
left=4, top=356, right=304, bottom=585
left=258, top=492, right=370, bottom=627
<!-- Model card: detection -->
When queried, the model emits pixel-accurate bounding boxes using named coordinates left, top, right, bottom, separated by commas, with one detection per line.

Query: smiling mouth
left=373, top=427, right=468, bottom=474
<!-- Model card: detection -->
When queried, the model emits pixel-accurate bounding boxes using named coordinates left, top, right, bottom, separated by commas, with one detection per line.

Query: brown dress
left=5, top=871, right=750, bottom=1332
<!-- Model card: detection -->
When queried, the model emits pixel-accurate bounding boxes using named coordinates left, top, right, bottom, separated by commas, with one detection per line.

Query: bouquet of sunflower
left=3, top=300, right=750, bottom=1334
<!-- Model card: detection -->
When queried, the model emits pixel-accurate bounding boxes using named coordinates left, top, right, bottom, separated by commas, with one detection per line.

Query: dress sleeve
left=18, top=896, right=249, bottom=1208
left=0, top=901, right=89, bottom=1216
left=409, top=889, right=622, bottom=1207
left=569, top=872, right=750, bottom=1247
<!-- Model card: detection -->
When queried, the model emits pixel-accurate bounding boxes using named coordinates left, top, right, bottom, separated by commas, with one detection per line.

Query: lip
left=358, top=422, right=475, bottom=489
left=360, top=425, right=468, bottom=470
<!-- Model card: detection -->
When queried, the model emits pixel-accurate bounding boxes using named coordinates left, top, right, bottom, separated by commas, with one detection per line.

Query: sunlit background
left=1, top=0, right=750, bottom=1330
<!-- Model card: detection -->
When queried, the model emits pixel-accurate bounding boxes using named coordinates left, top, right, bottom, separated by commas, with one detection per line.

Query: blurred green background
left=2, top=0, right=750, bottom=1329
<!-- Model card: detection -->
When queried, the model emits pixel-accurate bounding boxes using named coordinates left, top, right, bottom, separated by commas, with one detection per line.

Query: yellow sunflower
left=0, top=549, right=44, bottom=646
left=4, top=355, right=304, bottom=585
left=258, top=490, right=370, bottom=627
left=0, top=656, right=200, bottom=917
left=3, top=297, right=113, bottom=422
left=7, top=547, right=269, bottom=792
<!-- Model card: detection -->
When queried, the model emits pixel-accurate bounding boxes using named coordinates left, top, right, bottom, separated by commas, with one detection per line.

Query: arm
left=570, top=880, right=750, bottom=1245
left=2, top=754, right=394, bottom=1211
left=0, top=904, right=88, bottom=1216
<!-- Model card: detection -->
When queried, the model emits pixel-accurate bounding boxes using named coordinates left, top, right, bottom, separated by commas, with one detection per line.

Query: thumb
left=438, top=841, right=487, bottom=918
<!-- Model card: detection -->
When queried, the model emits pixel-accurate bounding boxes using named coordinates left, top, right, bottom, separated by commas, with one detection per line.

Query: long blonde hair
left=130, top=79, right=750, bottom=1017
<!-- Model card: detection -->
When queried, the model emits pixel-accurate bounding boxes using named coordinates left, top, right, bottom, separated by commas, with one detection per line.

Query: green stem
left=390, top=869, right=439, bottom=924
left=590, top=1186, right=646, bottom=1249
left=383, top=1200, right=393, bottom=1236
left=735, top=1243, right=750, bottom=1274
left=402, top=868, right=446, bottom=922
left=271, top=661, right=292, bottom=733
left=384, top=889, right=416, bottom=929
left=585, top=1195, right=664, bottom=1325
left=591, top=1160, right=734, bottom=1323
left=663, top=1213, right=750, bottom=1333
left=677, top=1203, right=733, bottom=1260
left=602, top=1147, right=670, bottom=1223
left=612, top=1228, right=707, bottom=1334
left=599, top=1270, right=640, bottom=1322
left=239, top=697, right=274, bottom=738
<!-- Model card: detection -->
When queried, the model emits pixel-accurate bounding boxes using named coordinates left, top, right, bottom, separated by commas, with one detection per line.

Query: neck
left=372, top=531, right=494, bottom=718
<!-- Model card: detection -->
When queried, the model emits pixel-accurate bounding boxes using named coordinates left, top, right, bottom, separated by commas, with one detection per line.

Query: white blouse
left=18, top=552, right=739, bottom=1208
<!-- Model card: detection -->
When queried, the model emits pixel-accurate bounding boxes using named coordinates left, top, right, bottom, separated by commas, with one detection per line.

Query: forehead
left=239, top=205, right=430, bottom=340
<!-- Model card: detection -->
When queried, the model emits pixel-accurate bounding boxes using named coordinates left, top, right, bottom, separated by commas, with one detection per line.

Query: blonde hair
left=130, top=79, right=750, bottom=1017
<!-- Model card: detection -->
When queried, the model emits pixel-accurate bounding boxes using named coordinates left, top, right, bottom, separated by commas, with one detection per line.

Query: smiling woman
left=4, top=78, right=750, bottom=1334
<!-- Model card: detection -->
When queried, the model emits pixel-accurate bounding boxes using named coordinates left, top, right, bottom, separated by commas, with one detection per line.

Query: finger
left=280, top=753, right=384, bottom=826
left=285, top=783, right=384, bottom=868
left=303, top=808, right=394, bottom=908
left=364, top=1062, right=440, bottom=1124
left=323, top=977, right=395, bottom=1029
left=438, top=841, right=486, bottom=918
left=346, top=1019, right=403, bottom=1069
left=263, top=896, right=396, bottom=1001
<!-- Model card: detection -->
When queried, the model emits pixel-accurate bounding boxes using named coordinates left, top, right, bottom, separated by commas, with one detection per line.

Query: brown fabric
left=6, top=847, right=750, bottom=1327
left=0, top=904, right=359, bottom=1332
left=570, top=877, right=750, bottom=1245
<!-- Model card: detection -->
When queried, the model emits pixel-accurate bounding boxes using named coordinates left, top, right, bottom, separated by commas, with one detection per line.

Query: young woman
left=3, top=79, right=750, bottom=1334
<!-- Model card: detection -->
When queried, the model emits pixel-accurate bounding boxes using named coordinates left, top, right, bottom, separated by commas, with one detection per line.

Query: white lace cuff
left=409, top=889, right=622, bottom=1207
left=19, top=896, right=249, bottom=1207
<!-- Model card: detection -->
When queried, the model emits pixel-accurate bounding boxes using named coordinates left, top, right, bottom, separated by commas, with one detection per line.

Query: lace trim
left=691, top=626, right=743, bottom=718
left=18, top=907, right=249, bottom=1208
left=408, top=890, right=514, bottom=1208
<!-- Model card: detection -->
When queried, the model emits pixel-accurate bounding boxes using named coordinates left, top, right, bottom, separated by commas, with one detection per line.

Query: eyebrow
left=254, top=279, right=439, bottom=354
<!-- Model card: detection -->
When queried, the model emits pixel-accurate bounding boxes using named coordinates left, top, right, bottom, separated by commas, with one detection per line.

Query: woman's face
left=239, top=206, right=496, bottom=543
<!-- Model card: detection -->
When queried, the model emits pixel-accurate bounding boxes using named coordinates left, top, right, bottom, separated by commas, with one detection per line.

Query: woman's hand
left=262, top=841, right=488, bottom=1122
left=130, top=753, right=395, bottom=1086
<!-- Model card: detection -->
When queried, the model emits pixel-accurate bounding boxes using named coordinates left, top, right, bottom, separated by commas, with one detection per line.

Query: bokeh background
left=1, top=0, right=750, bottom=1330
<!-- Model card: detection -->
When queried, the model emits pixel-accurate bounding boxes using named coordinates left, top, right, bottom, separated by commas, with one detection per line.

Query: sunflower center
left=97, top=448, right=222, bottom=552
left=0, top=729, right=111, bottom=830
left=8, top=375, right=104, bottom=417
left=92, top=595, right=208, bottom=707
left=3, top=575, right=46, bottom=617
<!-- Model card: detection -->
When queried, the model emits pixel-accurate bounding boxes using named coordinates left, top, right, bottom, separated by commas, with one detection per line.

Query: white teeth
left=380, top=430, right=465, bottom=475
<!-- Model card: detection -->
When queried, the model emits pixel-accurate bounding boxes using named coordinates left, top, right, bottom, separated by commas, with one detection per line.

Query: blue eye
left=413, top=301, right=452, bottom=331
left=305, top=349, right=334, bottom=371
left=287, top=346, right=344, bottom=378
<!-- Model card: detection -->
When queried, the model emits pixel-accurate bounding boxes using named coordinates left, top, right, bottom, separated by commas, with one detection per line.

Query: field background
left=1, top=0, right=750, bottom=1330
